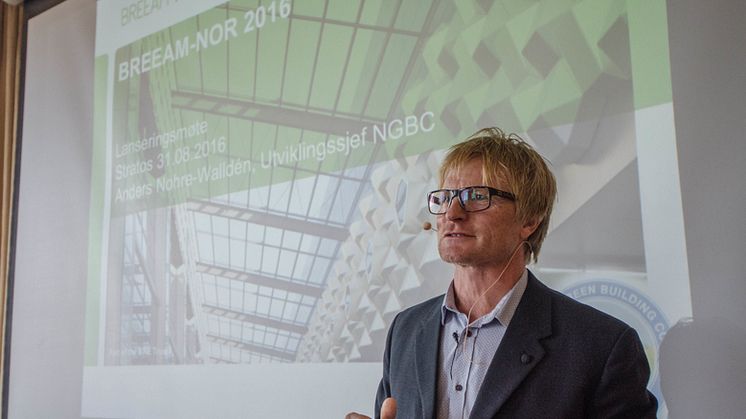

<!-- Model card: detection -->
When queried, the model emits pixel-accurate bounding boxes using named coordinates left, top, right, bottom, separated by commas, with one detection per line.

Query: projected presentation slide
left=85, top=0, right=690, bottom=417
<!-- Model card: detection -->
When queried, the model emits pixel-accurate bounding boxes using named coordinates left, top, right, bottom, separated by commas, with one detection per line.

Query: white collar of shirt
left=440, top=269, right=529, bottom=328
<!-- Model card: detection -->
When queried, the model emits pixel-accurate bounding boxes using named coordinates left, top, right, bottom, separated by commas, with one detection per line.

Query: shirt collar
left=440, top=269, right=529, bottom=328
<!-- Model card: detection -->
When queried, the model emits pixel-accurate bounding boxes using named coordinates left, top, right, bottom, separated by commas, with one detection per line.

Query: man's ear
left=520, top=217, right=541, bottom=240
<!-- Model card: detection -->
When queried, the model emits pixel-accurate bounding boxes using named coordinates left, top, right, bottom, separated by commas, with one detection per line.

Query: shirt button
left=455, top=384, right=463, bottom=391
left=466, top=330, right=472, bottom=337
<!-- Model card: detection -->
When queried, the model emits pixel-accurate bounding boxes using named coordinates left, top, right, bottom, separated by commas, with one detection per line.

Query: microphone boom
left=422, top=221, right=437, bottom=232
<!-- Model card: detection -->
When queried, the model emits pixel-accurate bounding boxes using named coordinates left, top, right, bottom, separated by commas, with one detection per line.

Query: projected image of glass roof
left=102, top=0, right=647, bottom=365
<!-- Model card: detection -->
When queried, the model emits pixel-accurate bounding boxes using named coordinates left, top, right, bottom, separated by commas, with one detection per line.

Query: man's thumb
left=380, top=397, right=397, bottom=419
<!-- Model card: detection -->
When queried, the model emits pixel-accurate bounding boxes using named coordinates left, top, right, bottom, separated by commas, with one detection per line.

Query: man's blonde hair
left=438, top=127, right=556, bottom=263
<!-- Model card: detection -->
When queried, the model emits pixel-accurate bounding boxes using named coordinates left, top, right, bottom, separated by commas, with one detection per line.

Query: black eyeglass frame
left=427, top=186, right=516, bottom=215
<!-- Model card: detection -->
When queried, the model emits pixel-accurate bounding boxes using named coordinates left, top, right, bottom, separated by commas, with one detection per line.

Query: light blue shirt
left=436, top=270, right=528, bottom=419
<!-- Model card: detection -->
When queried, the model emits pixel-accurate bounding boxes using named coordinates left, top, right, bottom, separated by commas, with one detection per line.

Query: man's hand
left=345, top=397, right=397, bottom=419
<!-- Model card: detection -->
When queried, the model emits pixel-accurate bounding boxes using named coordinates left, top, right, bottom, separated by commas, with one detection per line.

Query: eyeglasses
left=427, top=186, right=515, bottom=215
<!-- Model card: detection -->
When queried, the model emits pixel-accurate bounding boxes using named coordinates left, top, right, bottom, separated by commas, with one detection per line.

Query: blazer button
left=520, top=353, right=532, bottom=364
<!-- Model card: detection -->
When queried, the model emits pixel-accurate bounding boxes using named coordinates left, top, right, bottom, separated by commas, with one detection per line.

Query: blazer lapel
left=413, top=300, right=443, bottom=419
left=469, top=273, right=553, bottom=419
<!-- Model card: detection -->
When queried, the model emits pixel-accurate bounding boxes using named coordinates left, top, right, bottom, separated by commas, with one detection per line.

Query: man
left=347, top=128, right=657, bottom=419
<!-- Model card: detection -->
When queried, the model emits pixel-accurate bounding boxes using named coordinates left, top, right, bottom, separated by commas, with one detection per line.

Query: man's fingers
left=345, top=397, right=396, bottom=419
left=380, top=397, right=397, bottom=419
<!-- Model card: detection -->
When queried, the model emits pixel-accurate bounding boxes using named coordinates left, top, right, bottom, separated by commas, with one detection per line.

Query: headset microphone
left=422, top=221, right=437, bottom=232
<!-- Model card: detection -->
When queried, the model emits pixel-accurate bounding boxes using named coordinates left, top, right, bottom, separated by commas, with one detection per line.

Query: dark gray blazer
left=375, top=272, right=657, bottom=418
